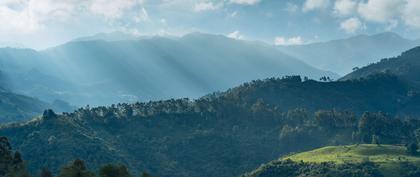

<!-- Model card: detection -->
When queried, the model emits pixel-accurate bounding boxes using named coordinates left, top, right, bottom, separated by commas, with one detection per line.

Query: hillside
left=278, top=32, right=420, bottom=75
left=0, top=87, right=50, bottom=123
left=222, top=74, right=420, bottom=116
left=3, top=75, right=420, bottom=176
left=341, top=46, right=420, bottom=86
left=0, top=33, right=337, bottom=107
left=243, top=144, right=420, bottom=177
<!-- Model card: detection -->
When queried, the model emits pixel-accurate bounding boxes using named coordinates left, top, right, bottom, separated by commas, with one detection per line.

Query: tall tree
left=99, top=164, right=131, bottom=177
left=58, top=159, right=94, bottom=177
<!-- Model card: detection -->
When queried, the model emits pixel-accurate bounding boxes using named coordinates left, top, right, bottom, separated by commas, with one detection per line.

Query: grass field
left=283, top=144, right=420, bottom=177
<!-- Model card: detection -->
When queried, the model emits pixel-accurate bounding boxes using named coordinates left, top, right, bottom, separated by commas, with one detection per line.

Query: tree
left=0, top=136, right=30, bottom=177
left=406, top=142, right=418, bottom=155
left=58, top=159, right=94, bottom=177
left=99, top=164, right=131, bottom=177
left=40, top=167, right=53, bottom=177
left=371, top=135, right=380, bottom=146
left=140, top=172, right=157, bottom=177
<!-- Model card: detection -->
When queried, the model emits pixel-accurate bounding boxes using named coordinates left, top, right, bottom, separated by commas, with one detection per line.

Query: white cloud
left=303, top=0, right=330, bottom=12
left=340, top=17, right=362, bottom=33
left=274, top=36, right=304, bottom=46
left=0, top=0, right=81, bottom=33
left=194, top=2, right=222, bottom=12
left=333, top=0, right=357, bottom=16
left=230, top=0, right=261, bottom=5
left=357, top=0, right=403, bottom=23
left=134, top=7, right=150, bottom=23
left=402, top=0, right=420, bottom=28
left=227, top=30, right=244, bottom=40
left=89, top=0, right=139, bottom=20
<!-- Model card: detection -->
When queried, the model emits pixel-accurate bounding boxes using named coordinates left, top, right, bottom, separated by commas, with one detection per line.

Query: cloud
left=402, top=0, right=420, bottom=28
left=340, top=17, right=362, bottom=33
left=333, top=0, right=357, bottom=16
left=357, top=0, right=403, bottom=23
left=229, top=0, right=261, bottom=5
left=303, top=0, right=330, bottom=12
left=274, top=36, right=304, bottom=46
left=0, top=0, right=81, bottom=33
left=134, top=7, right=150, bottom=23
left=89, top=0, right=139, bottom=20
left=227, top=30, right=244, bottom=39
left=194, top=2, right=222, bottom=12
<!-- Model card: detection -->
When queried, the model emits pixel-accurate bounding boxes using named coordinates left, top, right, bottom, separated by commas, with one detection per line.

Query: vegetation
left=0, top=136, right=155, bottom=177
left=2, top=74, right=420, bottom=177
left=244, top=144, right=420, bottom=177
left=242, top=159, right=384, bottom=177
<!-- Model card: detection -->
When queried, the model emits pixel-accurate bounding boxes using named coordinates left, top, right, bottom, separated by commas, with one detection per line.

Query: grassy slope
left=283, top=144, right=420, bottom=177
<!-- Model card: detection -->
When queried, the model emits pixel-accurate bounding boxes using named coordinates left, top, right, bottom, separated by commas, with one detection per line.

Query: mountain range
left=0, top=31, right=420, bottom=176
left=341, top=46, right=420, bottom=86
left=278, top=32, right=420, bottom=75
left=0, top=33, right=337, bottom=107
left=2, top=45, right=420, bottom=176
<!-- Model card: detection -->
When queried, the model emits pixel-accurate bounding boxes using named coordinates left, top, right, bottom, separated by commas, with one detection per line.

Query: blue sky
left=1, top=0, right=420, bottom=49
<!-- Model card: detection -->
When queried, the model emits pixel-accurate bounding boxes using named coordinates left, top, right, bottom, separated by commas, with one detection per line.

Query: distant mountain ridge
left=278, top=32, right=420, bottom=75
left=341, top=46, right=420, bottom=85
left=0, top=32, right=337, bottom=107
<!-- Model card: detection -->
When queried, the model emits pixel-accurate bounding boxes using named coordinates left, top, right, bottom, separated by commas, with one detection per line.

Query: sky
left=0, top=0, right=420, bottom=49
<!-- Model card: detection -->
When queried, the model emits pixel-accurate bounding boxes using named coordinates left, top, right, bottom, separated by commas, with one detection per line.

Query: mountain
left=0, top=86, right=51, bottom=123
left=341, top=46, right=420, bottom=86
left=0, top=33, right=337, bottom=106
left=278, top=32, right=420, bottom=75
left=241, top=144, right=420, bottom=177
left=71, top=31, right=148, bottom=42
left=2, top=74, right=420, bottom=177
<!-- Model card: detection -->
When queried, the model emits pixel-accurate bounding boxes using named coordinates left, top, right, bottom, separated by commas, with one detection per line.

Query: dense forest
left=1, top=73, right=420, bottom=177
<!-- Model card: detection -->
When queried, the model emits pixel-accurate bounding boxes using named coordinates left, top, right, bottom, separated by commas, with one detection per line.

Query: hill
left=0, top=87, right=50, bottom=123
left=341, top=46, right=420, bottom=86
left=3, top=75, right=420, bottom=176
left=0, top=33, right=337, bottom=107
left=278, top=32, right=420, bottom=75
left=243, top=144, right=420, bottom=177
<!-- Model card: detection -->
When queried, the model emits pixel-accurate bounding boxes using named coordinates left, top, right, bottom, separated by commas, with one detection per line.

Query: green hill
left=244, top=144, right=420, bottom=177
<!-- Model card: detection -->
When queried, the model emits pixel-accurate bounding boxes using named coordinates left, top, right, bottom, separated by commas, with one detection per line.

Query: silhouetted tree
left=140, top=172, right=157, bottom=177
left=40, top=167, right=53, bottom=177
left=406, top=142, right=418, bottom=155
left=99, top=164, right=131, bottom=177
left=58, top=159, right=94, bottom=177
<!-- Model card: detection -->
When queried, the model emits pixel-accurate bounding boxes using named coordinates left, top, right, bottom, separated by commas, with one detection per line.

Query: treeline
left=242, top=159, right=420, bottom=177
left=279, top=109, right=420, bottom=152
left=0, top=136, right=156, bottom=177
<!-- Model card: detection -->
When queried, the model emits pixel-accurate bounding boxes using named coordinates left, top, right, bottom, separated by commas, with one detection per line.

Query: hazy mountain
left=278, top=32, right=420, bottom=75
left=0, top=33, right=337, bottom=106
left=341, top=46, right=420, bottom=86
left=71, top=31, right=148, bottom=42
left=0, top=86, right=50, bottom=123
left=2, top=73, right=420, bottom=176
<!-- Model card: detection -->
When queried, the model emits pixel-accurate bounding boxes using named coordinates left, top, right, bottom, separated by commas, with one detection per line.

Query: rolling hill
left=243, top=144, right=420, bottom=177
left=278, top=32, right=420, bottom=75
